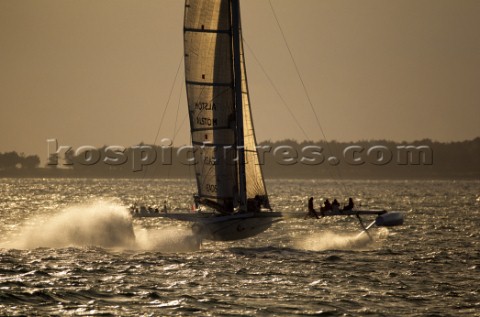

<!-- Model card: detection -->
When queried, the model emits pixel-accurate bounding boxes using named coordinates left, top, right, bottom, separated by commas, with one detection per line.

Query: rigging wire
left=150, top=55, right=184, bottom=152
left=267, top=0, right=326, bottom=143
left=165, top=72, right=185, bottom=203
left=243, top=39, right=310, bottom=141
left=171, top=77, right=185, bottom=145
left=173, top=112, right=189, bottom=140
left=267, top=0, right=348, bottom=195
left=141, top=54, right=184, bottom=206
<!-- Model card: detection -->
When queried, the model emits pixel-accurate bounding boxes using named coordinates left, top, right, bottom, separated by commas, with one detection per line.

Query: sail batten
left=185, top=81, right=232, bottom=87
left=184, top=28, right=231, bottom=34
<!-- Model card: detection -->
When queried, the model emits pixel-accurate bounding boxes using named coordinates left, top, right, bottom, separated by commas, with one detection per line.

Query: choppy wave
left=0, top=178, right=479, bottom=316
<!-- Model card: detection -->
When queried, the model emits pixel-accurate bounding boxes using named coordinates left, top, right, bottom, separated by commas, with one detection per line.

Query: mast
left=231, top=0, right=247, bottom=212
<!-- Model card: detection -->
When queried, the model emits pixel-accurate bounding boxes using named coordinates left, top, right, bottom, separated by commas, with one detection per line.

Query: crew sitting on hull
left=332, top=199, right=340, bottom=212
left=129, top=204, right=158, bottom=215
left=318, top=198, right=355, bottom=214
left=305, top=197, right=320, bottom=219
left=161, top=200, right=168, bottom=213
left=246, top=195, right=262, bottom=212
left=320, top=199, right=332, bottom=213
left=343, top=198, right=355, bottom=211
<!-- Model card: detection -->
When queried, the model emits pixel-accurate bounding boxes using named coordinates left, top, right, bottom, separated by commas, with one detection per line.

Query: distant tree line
left=256, top=138, right=479, bottom=179
left=0, top=152, right=40, bottom=170
left=0, top=138, right=478, bottom=179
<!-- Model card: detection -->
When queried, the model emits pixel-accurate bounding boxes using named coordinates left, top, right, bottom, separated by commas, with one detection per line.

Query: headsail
left=184, top=0, right=269, bottom=213
left=238, top=10, right=270, bottom=209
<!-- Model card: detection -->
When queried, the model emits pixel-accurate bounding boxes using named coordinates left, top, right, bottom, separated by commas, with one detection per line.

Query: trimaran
left=133, top=0, right=404, bottom=241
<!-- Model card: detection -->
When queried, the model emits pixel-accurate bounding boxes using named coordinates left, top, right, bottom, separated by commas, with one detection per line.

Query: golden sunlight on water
left=0, top=178, right=479, bottom=316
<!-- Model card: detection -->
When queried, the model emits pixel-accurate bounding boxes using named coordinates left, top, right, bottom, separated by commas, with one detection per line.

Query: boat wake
left=1, top=200, right=201, bottom=252
left=294, top=229, right=389, bottom=251
left=134, top=228, right=201, bottom=253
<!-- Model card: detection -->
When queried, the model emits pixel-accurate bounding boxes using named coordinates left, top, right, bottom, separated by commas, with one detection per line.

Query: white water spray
left=295, top=229, right=389, bottom=251
left=1, top=200, right=201, bottom=252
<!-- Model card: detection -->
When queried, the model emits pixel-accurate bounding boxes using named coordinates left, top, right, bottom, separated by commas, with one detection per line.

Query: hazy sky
left=1, top=0, right=479, bottom=160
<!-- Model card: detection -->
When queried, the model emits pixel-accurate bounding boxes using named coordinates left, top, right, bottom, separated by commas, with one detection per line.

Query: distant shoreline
left=1, top=168, right=478, bottom=180
left=1, top=138, right=479, bottom=180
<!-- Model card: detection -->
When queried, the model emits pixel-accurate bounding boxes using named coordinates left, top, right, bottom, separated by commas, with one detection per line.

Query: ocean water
left=0, top=178, right=479, bottom=316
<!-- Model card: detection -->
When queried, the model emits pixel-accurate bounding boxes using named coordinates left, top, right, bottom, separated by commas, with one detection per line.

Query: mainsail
left=184, top=0, right=269, bottom=213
